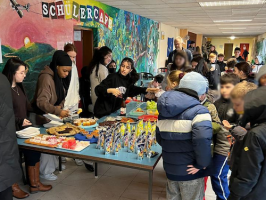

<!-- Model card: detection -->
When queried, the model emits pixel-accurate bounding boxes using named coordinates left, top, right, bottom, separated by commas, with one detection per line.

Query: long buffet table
left=17, top=111, right=162, bottom=200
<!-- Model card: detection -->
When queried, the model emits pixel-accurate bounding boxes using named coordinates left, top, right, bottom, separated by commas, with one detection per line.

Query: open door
left=74, top=27, right=94, bottom=77
left=224, top=43, right=233, bottom=61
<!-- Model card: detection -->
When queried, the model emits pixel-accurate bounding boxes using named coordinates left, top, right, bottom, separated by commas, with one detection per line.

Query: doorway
left=240, top=43, right=250, bottom=61
left=73, top=27, right=94, bottom=77
left=224, top=43, right=233, bottom=61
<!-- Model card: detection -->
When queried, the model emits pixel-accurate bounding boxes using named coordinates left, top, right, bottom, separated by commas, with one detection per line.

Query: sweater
left=94, top=73, right=147, bottom=118
left=217, top=61, right=226, bottom=72
left=207, top=63, right=221, bottom=90
left=156, top=88, right=213, bottom=181
left=32, top=66, right=65, bottom=124
left=90, top=63, right=108, bottom=108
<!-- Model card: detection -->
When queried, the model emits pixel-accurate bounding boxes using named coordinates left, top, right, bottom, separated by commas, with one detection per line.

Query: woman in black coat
left=0, top=73, right=21, bottom=200
left=94, top=57, right=155, bottom=118
left=2, top=58, right=52, bottom=198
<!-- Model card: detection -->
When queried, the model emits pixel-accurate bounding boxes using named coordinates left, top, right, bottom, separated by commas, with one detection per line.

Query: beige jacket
left=32, top=66, right=64, bottom=116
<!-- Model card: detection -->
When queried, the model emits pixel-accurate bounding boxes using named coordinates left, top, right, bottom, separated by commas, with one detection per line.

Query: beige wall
left=157, top=23, right=180, bottom=70
left=209, top=37, right=256, bottom=61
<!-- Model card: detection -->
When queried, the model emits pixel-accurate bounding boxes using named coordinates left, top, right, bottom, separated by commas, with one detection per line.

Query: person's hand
left=225, top=66, right=228, bottom=71
left=146, top=88, right=160, bottom=93
left=107, top=88, right=121, bottom=97
left=223, top=120, right=232, bottom=130
left=22, top=119, right=32, bottom=127
left=210, top=67, right=215, bottom=71
left=252, top=65, right=256, bottom=69
left=60, top=110, right=70, bottom=118
left=187, top=165, right=200, bottom=175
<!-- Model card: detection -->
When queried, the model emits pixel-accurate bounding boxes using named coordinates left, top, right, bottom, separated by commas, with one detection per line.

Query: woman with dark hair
left=194, top=57, right=210, bottom=78
left=161, top=50, right=189, bottom=90
left=32, top=50, right=72, bottom=181
left=107, top=60, right=117, bottom=74
left=2, top=58, right=52, bottom=198
left=234, top=62, right=254, bottom=83
left=88, top=46, right=112, bottom=110
left=94, top=57, right=155, bottom=118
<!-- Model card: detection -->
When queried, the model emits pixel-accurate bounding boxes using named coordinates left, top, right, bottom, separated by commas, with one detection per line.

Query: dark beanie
left=50, top=50, right=72, bottom=70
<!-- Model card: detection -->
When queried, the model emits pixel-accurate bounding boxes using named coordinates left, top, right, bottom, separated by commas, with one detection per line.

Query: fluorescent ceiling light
left=199, top=0, right=265, bottom=7
left=214, top=19, right=252, bottom=22
left=219, top=27, right=246, bottom=29
left=223, top=32, right=243, bottom=33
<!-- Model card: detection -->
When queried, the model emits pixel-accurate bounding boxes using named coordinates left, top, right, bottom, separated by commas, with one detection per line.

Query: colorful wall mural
left=256, top=39, right=266, bottom=64
left=0, top=0, right=159, bottom=100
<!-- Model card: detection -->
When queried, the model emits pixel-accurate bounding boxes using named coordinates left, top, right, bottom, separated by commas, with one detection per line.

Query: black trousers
left=23, top=149, right=41, bottom=166
left=0, top=187, right=12, bottom=200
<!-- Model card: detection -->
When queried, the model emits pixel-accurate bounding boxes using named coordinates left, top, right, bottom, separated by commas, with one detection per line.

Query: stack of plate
left=43, top=121, right=64, bottom=128
left=16, top=127, right=40, bottom=139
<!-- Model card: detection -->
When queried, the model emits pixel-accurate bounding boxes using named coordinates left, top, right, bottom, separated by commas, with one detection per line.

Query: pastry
left=46, top=123, right=84, bottom=136
left=121, top=117, right=135, bottom=123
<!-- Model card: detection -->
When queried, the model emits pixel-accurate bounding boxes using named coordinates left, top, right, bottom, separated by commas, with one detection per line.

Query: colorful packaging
left=137, top=143, right=145, bottom=160
left=112, top=128, right=121, bottom=155
left=104, top=128, right=113, bottom=155
left=128, top=125, right=136, bottom=153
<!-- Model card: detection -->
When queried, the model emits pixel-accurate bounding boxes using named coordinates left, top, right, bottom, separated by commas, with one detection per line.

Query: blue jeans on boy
left=211, top=153, right=230, bottom=200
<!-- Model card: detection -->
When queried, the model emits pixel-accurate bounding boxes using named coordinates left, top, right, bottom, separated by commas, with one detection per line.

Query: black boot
left=84, top=163, right=94, bottom=172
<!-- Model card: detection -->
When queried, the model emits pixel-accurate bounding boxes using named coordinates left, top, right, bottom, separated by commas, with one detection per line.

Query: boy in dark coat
left=228, top=85, right=266, bottom=200
left=157, top=72, right=213, bottom=200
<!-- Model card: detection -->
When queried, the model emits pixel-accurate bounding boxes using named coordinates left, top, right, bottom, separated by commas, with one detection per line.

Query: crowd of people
left=0, top=37, right=266, bottom=200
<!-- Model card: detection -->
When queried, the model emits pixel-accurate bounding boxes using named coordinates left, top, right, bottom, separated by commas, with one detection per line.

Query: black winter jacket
left=94, top=73, right=147, bottom=118
left=207, top=63, right=221, bottom=90
left=217, top=61, right=226, bottom=72
left=0, top=73, right=21, bottom=192
left=228, top=86, right=266, bottom=200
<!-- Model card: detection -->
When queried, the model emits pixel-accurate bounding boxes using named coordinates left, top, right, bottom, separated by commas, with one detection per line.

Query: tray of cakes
left=25, top=135, right=90, bottom=151
left=74, top=130, right=99, bottom=143
left=46, top=123, right=87, bottom=137
left=73, top=118, right=98, bottom=128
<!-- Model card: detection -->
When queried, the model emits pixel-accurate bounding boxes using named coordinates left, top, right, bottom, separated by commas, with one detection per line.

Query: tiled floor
left=15, top=158, right=216, bottom=200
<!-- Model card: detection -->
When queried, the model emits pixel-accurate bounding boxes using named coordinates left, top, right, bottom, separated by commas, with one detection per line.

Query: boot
left=12, top=183, right=29, bottom=199
left=28, top=162, right=52, bottom=194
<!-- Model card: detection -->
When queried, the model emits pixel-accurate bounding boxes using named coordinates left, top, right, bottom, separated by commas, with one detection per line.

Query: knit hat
left=256, top=65, right=266, bottom=82
left=179, top=72, right=208, bottom=95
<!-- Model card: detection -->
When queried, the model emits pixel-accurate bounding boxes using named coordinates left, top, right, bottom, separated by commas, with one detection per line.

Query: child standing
left=157, top=72, right=213, bottom=200
left=228, top=84, right=266, bottom=200
left=217, top=54, right=226, bottom=72
left=208, top=53, right=221, bottom=102
left=212, top=73, right=240, bottom=200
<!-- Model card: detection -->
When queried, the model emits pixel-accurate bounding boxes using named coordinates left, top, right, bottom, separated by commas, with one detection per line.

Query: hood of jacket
left=39, top=66, right=54, bottom=78
left=157, top=88, right=200, bottom=118
left=243, top=87, right=266, bottom=126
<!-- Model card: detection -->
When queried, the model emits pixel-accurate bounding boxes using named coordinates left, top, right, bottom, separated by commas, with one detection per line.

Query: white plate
left=43, top=114, right=63, bottom=122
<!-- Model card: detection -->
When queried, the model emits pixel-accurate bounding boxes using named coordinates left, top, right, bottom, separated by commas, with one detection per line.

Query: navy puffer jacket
left=156, top=88, right=213, bottom=181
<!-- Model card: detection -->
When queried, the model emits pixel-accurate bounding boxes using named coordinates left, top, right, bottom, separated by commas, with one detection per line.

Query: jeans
left=166, top=178, right=205, bottom=200
left=211, top=154, right=230, bottom=200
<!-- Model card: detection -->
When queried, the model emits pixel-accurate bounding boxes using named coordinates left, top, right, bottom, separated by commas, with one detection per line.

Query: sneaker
left=74, top=159, right=83, bottom=166
left=40, top=173, right=58, bottom=181
left=61, top=157, right=67, bottom=163
left=56, top=164, right=66, bottom=171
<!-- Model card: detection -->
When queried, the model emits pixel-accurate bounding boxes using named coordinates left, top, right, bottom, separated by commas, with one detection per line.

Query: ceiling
left=97, top=0, right=266, bottom=37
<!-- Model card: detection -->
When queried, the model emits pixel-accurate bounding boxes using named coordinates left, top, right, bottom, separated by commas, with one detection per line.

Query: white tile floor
left=16, top=158, right=216, bottom=200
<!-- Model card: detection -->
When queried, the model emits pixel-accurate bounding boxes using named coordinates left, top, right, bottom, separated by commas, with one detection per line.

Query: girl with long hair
left=94, top=57, right=155, bottom=118
left=161, top=50, right=189, bottom=90
left=88, top=46, right=112, bottom=110
left=2, top=58, right=52, bottom=198
left=234, top=62, right=254, bottom=83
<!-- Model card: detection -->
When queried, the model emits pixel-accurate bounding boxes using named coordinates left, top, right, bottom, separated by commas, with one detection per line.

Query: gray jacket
left=0, top=73, right=21, bottom=192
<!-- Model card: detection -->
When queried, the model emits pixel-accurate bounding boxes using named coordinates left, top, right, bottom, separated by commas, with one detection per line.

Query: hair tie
left=179, top=73, right=185, bottom=80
